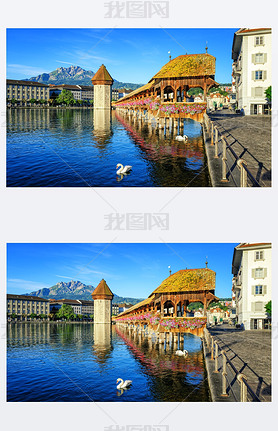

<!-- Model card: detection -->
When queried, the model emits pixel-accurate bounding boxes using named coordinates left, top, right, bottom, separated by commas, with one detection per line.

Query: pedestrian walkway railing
left=203, top=113, right=263, bottom=187
left=203, top=327, right=261, bottom=402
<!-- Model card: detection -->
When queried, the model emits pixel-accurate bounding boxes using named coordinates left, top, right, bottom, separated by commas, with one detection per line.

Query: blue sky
left=7, top=243, right=237, bottom=298
left=7, top=28, right=237, bottom=83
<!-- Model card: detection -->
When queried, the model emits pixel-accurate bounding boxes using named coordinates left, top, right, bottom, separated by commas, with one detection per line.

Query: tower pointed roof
left=91, top=65, right=113, bottom=85
left=92, top=279, right=114, bottom=300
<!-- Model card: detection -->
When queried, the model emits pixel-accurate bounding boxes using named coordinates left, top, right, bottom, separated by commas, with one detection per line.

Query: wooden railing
left=203, top=328, right=261, bottom=402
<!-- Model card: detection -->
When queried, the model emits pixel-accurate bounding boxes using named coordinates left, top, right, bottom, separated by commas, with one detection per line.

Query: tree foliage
left=265, top=86, right=271, bottom=102
left=56, top=304, right=75, bottom=320
left=265, top=300, right=271, bottom=317
left=56, top=89, right=75, bottom=106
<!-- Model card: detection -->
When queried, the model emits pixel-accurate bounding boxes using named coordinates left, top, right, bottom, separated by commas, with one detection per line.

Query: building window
left=255, top=268, right=263, bottom=278
left=255, top=36, right=264, bottom=46
left=255, top=250, right=264, bottom=260
left=255, top=71, right=263, bottom=80
left=255, top=285, right=263, bottom=295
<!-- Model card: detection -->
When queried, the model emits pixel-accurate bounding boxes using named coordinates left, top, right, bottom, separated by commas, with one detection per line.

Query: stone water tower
left=92, top=279, right=113, bottom=324
left=91, top=64, right=113, bottom=110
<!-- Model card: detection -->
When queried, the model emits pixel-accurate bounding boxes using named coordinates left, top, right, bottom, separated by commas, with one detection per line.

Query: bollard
left=214, top=127, right=219, bottom=158
left=214, top=342, right=219, bottom=373
left=221, top=137, right=229, bottom=182
left=221, top=352, right=228, bottom=397
left=237, top=373, right=248, bottom=402
left=237, top=159, right=248, bottom=187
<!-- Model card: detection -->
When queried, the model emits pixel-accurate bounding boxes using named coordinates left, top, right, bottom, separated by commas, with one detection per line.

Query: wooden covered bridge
left=114, top=267, right=218, bottom=341
left=113, top=53, right=219, bottom=125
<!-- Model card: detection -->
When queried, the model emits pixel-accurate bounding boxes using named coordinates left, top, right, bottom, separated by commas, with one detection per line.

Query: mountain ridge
left=25, top=280, right=144, bottom=305
left=27, top=65, right=144, bottom=90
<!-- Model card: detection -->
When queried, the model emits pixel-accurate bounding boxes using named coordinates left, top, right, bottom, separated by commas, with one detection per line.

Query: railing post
left=221, top=137, right=228, bottom=182
left=214, top=127, right=219, bottom=158
left=214, top=342, right=219, bottom=373
left=237, top=159, right=248, bottom=187
left=221, top=351, right=228, bottom=397
left=211, top=336, right=214, bottom=360
left=237, top=373, right=248, bottom=402
left=211, top=123, right=214, bottom=145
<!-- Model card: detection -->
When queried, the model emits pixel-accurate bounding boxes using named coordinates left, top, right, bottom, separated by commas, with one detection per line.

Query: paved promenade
left=206, top=324, right=271, bottom=402
left=208, top=110, right=271, bottom=187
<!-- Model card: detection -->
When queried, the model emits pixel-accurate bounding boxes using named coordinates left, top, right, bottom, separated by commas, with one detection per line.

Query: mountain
left=27, top=65, right=144, bottom=90
left=25, top=280, right=144, bottom=305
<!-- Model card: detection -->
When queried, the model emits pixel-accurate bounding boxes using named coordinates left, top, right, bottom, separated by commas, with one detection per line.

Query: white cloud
left=7, top=278, right=50, bottom=293
left=7, top=64, right=47, bottom=77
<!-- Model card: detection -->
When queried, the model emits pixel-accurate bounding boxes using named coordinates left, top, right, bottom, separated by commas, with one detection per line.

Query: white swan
left=116, top=164, right=132, bottom=175
left=116, top=378, right=132, bottom=389
left=175, top=135, right=188, bottom=141
left=175, top=349, right=188, bottom=356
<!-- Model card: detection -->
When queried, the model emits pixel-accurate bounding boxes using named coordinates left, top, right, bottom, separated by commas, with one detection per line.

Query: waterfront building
left=49, top=84, right=94, bottom=102
left=91, top=279, right=114, bottom=324
left=91, top=64, right=113, bottom=110
left=7, top=294, right=50, bottom=316
left=232, top=28, right=272, bottom=115
left=116, top=267, right=218, bottom=320
left=112, top=88, right=119, bottom=101
left=232, top=243, right=272, bottom=329
left=78, top=299, right=94, bottom=316
left=6, top=80, right=50, bottom=103
left=207, top=92, right=229, bottom=110
left=49, top=299, right=82, bottom=315
left=207, top=306, right=229, bottom=325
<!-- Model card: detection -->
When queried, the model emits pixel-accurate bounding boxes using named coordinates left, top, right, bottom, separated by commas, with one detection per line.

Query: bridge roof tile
left=153, top=54, right=215, bottom=79
left=153, top=268, right=216, bottom=294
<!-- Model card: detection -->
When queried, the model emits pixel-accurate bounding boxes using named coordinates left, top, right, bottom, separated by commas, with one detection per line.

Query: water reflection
left=93, top=324, right=113, bottom=364
left=7, top=108, right=210, bottom=187
left=7, top=323, right=209, bottom=402
left=92, top=109, right=113, bottom=150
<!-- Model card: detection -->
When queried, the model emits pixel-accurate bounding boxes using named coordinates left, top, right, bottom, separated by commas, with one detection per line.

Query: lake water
left=6, top=108, right=210, bottom=187
left=7, top=323, right=210, bottom=402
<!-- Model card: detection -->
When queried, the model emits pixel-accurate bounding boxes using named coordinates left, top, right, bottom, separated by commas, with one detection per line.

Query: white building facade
left=232, top=28, right=271, bottom=115
left=232, top=243, right=271, bottom=330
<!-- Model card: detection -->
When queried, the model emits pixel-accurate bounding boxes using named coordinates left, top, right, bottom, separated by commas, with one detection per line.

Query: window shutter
left=251, top=302, right=255, bottom=311
left=252, top=285, right=255, bottom=295
left=263, top=285, right=267, bottom=295
left=252, top=268, right=255, bottom=278
left=263, top=71, right=267, bottom=80
left=254, top=37, right=257, bottom=46
left=264, top=53, right=267, bottom=63
left=252, top=54, right=256, bottom=63
left=264, top=268, right=267, bottom=278
left=251, top=88, right=255, bottom=97
left=252, top=71, right=255, bottom=80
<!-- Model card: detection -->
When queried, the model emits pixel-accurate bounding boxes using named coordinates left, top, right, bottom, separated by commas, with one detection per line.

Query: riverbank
left=203, top=324, right=271, bottom=401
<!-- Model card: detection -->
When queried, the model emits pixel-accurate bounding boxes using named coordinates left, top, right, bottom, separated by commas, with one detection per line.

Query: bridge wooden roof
left=152, top=54, right=216, bottom=79
left=152, top=269, right=216, bottom=294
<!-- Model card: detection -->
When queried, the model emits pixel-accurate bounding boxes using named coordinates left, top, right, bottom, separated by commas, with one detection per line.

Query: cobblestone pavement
left=208, top=110, right=271, bottom=186
left=208, top=324, right=271, bottom=401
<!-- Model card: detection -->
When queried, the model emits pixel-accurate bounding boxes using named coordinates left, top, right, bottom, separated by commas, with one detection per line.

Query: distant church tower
left=91, top=64, right=113, bottom=110
left=92, top=279, right=113, bottom=324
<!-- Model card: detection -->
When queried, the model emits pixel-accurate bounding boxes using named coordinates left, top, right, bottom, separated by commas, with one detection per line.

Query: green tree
left=265, top=300, right=271, bottom=317
left=56, top=304, right=75, bottom=321
left=265, top=86, right=271, bottom=103
left=30, top=313, right=37, bottom=319
left=30, top=98, right=36, bottom=105
left=11, top=98, right=17, bottom=105
left=56, top=89, right=75, bottom=106
left=11, top=313, right=17, bottom=319
left=89, top=314, right=94, bottom=321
